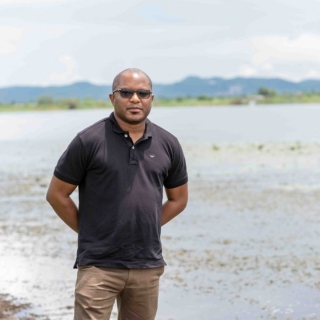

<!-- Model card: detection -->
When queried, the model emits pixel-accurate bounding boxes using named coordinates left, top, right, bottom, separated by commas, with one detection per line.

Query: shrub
left=258, top=87, right=277, bottom=97
left=37, top=95, right=54, bottom=105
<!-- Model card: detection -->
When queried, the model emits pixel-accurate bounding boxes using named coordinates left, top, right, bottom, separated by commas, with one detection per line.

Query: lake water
left=0, top=104, right=320, bottom=144
left=1, top=104, right=320, bottom=320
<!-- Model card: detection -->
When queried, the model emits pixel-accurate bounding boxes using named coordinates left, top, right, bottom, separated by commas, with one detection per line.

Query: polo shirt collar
left=108, top=112, right=153, bottom=139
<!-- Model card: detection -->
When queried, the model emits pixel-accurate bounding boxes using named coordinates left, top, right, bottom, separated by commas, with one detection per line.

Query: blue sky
left=1, top=0, right=320, bottom=86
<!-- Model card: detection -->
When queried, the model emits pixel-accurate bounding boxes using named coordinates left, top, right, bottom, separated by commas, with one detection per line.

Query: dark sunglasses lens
left=137, top=90, right=150, bottom=99
left=118, top=89, right=151, bottom=99
left=119, top=89, right=134, bottom=98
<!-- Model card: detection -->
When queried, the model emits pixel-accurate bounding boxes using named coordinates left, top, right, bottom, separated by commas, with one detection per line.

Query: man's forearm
left=48, top=196, right=79, bottom=233
left=161, top=199, right=186, bottom=226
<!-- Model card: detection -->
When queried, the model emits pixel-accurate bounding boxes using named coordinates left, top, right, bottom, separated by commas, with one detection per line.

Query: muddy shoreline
left=0, top=295, right=33, bottom=320
left=1, top=140, right=320, bottom=319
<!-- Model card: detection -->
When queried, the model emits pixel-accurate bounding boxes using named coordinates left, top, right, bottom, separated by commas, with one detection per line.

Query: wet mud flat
left=1, top=140, right=320, bottom=319
left=0, top=294, right=33, bottom=320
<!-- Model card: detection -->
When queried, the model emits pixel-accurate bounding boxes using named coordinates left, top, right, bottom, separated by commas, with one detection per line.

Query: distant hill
left=154, top=77, right=320, bottom=98
left=0, top=82, right=112, bottom=104
left=1, top=77, right=320, bottom=103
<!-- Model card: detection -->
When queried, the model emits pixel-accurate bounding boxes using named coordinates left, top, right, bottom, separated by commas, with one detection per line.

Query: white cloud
left=238, top=65, right=257, bottom=77
left=137, top=2, right=185, bottom=24
left=305, top=70, right=320, bottom=79
left=1, top=1, right=320, bottom=86
left=0, top=26, right=23, bottom=56
left=252, top=34, right=320, bottom=65
left=260, top=63, right=274, bottom=71
left=233, top=33, right=320, bottom=81
left=50, top=55, right=81, bottom=83
left=46, top=26, right=68, bottom=37
left=0, top=0, right=67, bottom=5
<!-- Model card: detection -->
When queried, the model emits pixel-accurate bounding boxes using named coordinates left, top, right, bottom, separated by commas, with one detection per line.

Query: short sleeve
left=164, top=139, right=188, bottom=189
left=54, top=135, right=87, bottom=185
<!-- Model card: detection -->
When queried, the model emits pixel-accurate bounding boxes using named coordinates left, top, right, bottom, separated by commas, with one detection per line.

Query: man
left=46, top=68, right=188, bottom=320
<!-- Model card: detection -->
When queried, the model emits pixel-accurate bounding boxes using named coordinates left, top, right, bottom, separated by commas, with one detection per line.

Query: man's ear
left=109, top=93, right=115, bottom=106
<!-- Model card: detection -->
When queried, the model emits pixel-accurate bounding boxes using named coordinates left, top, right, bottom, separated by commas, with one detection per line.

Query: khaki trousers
left=74, top=265, right=164, bottom=320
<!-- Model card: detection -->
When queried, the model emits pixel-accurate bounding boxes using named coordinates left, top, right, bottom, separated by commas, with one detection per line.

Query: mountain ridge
left=1, top=76, right=320, bottom=103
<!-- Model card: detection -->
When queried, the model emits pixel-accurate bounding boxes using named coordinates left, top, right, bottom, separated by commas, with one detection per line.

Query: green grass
left=153, top=97, right=237, bottom=107
left=0, top=99, right=113, bottom=112
left=260, top=93, right=320, bottom=104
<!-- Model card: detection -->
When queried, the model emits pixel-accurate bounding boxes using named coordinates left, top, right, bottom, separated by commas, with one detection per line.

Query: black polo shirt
left=54, top=112, right=188, bottom=269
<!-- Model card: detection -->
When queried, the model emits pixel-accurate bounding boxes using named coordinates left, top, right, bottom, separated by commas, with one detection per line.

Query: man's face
left=109, top=72, right=154, bottom=125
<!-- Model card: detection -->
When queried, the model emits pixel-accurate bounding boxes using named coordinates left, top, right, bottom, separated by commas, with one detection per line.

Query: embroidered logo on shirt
left=149, top=154, right=155, bottom=158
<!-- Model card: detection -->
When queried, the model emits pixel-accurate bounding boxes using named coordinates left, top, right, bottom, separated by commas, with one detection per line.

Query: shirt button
left=132, top=146, right=135, bottom=149
left=124, top=134, right=128, bottom=138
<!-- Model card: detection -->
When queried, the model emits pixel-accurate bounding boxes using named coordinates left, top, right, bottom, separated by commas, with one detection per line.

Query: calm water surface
left=0, top=104, right=320, bottom=143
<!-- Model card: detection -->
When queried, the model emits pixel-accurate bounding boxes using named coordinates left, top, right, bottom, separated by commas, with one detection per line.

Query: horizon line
left=1, top=75, right=320, bottom=89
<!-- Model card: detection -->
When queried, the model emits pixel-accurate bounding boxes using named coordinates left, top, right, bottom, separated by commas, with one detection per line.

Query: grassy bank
left=1, top=93, right=320, bottom=112
left=154, top=92, right=320, bottom=106
left=0, top=99, right=113, bottom=112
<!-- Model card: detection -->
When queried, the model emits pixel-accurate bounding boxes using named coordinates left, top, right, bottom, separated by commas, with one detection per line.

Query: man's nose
left=130, top=92, right=140, bottom=102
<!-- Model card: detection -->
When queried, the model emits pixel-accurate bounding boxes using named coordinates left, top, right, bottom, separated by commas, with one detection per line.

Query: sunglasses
left=112, top=88, right=152, bottom=99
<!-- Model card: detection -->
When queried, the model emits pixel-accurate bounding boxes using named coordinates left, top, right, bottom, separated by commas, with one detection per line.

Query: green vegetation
left=255, top=92, right=320, bottom=104
left=153, top=90, right=320, bottom=107
left=37, top=94, right=54, bottom=105
left=0, top=98, right=113, bottom=112
left=258, top=87, right=277, bottom=97
left=1, top=90, right=320, bottom=112
left=153, top=96, right=238, bottom=107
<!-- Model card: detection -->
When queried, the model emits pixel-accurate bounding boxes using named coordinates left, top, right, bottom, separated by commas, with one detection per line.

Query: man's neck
left=114, top=114, right=146, bottom=143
